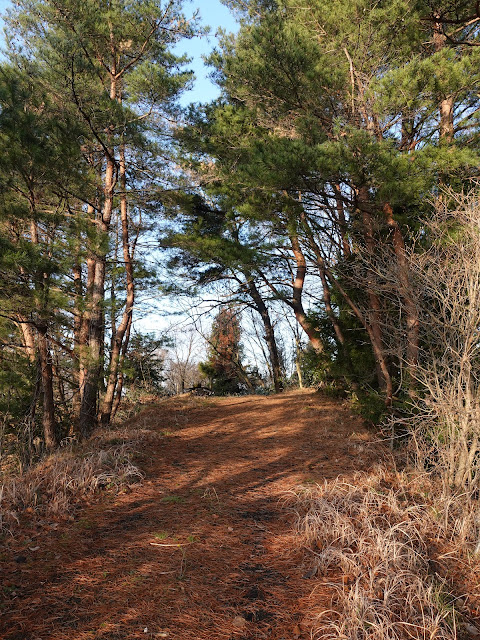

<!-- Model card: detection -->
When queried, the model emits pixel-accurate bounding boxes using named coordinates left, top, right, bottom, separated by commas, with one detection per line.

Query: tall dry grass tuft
left=0, top=437, right=144, bottom=534
left=0, top=399, right=204, bottom=535
left=292, top=467, right=480, bottom=639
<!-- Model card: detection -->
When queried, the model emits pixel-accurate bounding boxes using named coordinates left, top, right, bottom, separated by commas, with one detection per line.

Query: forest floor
left=0, top=390, right=383, bottom=640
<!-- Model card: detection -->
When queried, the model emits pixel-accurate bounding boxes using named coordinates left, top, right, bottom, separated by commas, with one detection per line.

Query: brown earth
left=0, top=389, right=381, bottom=640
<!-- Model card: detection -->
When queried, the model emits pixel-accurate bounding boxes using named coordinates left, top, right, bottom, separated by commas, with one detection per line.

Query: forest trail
left=1, top=390, right=380, bottom=640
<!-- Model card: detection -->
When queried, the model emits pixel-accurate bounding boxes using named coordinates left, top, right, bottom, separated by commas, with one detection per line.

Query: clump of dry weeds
left=292, top=467, right=480, bottom=639
left=0, top=435, right=144, bottom=534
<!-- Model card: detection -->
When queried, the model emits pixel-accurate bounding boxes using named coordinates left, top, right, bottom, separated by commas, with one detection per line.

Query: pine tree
left=181, top=0, right=480, bottom=407
left=162, top=194, right=284, bottom=392
left=0, top=63, right=86, bottom=449
left=4, top=0, right=198, bottom=438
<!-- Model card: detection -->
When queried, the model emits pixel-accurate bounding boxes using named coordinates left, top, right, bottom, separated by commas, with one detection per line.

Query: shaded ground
left=0, top=390, right=381, bottom=640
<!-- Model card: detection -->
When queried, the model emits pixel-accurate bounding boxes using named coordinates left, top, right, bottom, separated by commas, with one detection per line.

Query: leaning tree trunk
left=289, top=234, right=324, bottom=353
left=350, top=188, right=393, bottom=405
left=328, top=272, right=393, bottom=406
left=111, top=313, right=133, bottom=422
left=246, top=277, right=283, bottom=393
left=362, top=209, right=393, bottom=404
left=298, top=208, right=347, bottom=350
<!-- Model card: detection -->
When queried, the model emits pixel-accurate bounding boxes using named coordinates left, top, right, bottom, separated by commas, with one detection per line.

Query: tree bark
left=29, top=210, right=59, bottom=447
left=75, top=250, right=95, bottom=430
left=357, top=188, right=393, bottom=404
left=433, top=15, right=454, bottom=142
left=16, top=315, right=36, bottom=363
left=100, top=139, right=134, bottom=427
left=111, top=313, right=133, bottom=422
left=78, top=180, right=113, bottom=438
left=37, top=324, right=58, bottom=450
left=383, top=202, right=419, bottom=376
left=334, top=184, right=351, bottom=258
left=78, top=65, right=117, bottom=438
left=71, top=259, right=83, bottom=429
left=78, top=256, right=105, bottom=438
left=246, top=277, right=283, bottom=392
left=294, top=331, right=304, bottom=389
left=290, top=234, right=324, bottom=353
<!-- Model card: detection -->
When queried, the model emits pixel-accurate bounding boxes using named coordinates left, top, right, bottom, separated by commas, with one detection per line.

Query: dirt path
left=1, top=390, right=380, bottom=640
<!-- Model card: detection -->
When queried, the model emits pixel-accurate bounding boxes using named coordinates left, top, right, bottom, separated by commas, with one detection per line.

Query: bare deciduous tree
left=406, top=194, right=480, bottom=492
left=163, top=328, right=204, bottom=395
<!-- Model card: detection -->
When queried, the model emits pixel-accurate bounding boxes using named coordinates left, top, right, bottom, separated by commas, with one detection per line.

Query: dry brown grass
left=0, top=430, right=145, bottom=535
left=291, top=467, right=480, bottom=640
left=0, top=395, right=216, bottom=536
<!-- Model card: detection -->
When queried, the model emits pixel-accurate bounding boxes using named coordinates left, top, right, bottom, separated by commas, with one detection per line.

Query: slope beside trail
left=1, top=390, right=381, bottom=640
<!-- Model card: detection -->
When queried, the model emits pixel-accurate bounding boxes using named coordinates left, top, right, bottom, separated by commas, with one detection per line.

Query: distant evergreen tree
left=161, top=194, right=285, bottom=392
left=200, top=307, right=248, bottom=394
left=123, top=333, right=171, bottom=396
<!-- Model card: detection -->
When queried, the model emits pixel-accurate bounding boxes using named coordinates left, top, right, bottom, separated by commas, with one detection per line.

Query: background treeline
left=2, top=0, right=480, bottom=493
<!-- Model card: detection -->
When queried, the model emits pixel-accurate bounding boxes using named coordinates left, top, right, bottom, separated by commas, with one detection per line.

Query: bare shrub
left=402, top=193, right=480, bottom=492
left=291, top=468, right=480, bottom=640
left=351, top=191, right=480, bottom=493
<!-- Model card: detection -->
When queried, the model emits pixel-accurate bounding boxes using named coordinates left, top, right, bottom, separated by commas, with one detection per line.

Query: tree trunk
left=37, top=324, right=58, bottom=450
left=100, top=139, right=134, bottom=427
left=29, top=212, right=59, bottom=446
left=328, top=271, right=393, bottom=406
left=78, top=194, right=112, bottom=437
left=298, top=208, right=347, bottom=349
left=78, top=68, right=117, bottom=438
left=294, top=332, right=304, bottom=389
left=383, top=202, right=419, bottom=377
left=246, top=277, right=283, bottom=392
left=334, top=184, right=351, bottom=258
left=78, top=256, right=105, bottom=438
left=433, top=16, right=454, bottom=142
left=71, top=259, right=83, bottom=429
left=111, top=313, right=133, bottom=422
left=357, top=188, right=393, bottom=404
left=16, top=315, right=36, bottom=363
left=290, top=234, right=324, bottom=353
left=75, top=250, right=95, bottom=433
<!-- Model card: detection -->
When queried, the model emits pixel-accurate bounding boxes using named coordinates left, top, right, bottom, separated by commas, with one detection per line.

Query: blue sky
left=177, top=0, right=239, bottom=103
left=0, top=0, right=239, bottom=105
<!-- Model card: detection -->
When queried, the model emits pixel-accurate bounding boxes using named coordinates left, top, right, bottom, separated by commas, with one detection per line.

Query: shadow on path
left=0, top=390, right=380, bottom=640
